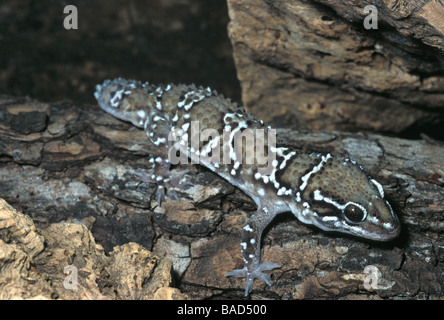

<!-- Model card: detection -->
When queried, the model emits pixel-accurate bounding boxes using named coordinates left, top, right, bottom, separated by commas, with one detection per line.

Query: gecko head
left=94, top=78, right=148, bottom=128
left=291, top=157, right=400, bottom=241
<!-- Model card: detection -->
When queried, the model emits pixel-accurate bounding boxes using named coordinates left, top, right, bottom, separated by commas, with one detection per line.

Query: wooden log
left=227, top=0, right=444, bottom=135
left=0, top=94, right=442, bottom=299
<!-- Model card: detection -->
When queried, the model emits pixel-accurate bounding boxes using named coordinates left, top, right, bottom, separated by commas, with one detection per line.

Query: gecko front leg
left=135, top=108, right=191, bottom=205
left=134, top=158, right=190, bottom=205
left=225, top=205, right=281, bottom=296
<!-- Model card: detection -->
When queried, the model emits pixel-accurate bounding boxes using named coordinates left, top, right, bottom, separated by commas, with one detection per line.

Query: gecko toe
left=225, top=262, right=280, bottom=296
left=155, top=186, right=166, bottom=206
left=257, top=272, right=272, bottom=287
left=225, top=267, right=247, bottom=278
left=167, top=188, right=180, bottom=201
left=259, top=262, right=281, bottom=272
left=245, top=278, right=254, bottom=296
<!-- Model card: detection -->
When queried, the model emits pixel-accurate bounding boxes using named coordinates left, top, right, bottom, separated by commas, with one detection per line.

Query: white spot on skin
left=367, top=215, right=380, bottom=224
left=182, top=123, right=190, bottom=132
left=155, top=87, right=163, bottom=95
left=383, top=222, right=393, bottom=230
left=322, top=216, right=338, bottom=222
left=137, top=110, right=146, bottom=119
left=110, top=89, right=124, bottom=107
left=272, top=159, right=279, bottom=167
left=153, top=137, right=167, bottom=145
left=300, top=154, right=332, bottom=191
left=258, top=188, right=265, bottom=196
left=241, top=242, right=247, bottom=250
left=244, top=225, right=254, bottom=232
left=250, top=239, right=256, bottom=244
left=279, top=151, right=295, bottom=169
left=277, top=187, right=287, bottom=196
left=371, top=179, right=385, bottom=198
left=313, top=189, right=323, bottom=201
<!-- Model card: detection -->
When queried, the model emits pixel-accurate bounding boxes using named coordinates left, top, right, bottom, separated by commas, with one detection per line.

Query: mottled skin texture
left=95, top=78, right=400, bottom=296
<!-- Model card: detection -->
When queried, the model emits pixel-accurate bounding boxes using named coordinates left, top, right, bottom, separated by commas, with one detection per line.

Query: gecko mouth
left=342, top=212, right=400, bottom=241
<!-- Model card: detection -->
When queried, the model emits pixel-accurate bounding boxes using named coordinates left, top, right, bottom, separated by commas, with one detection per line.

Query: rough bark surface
left=0, top=198, right=188, bottom=300
left=227, top=0, right=444, bottom=136
left=0, top=95, right=443, bottom=299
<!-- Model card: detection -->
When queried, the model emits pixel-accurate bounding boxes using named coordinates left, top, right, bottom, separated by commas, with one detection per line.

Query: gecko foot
left=135, top=169, right=191, bottom=206
left=225, top=261, right=280, bottom=296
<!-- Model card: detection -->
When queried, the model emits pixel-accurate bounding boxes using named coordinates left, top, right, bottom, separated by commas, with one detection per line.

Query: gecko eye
left=343, top=203, right=366, bottom=223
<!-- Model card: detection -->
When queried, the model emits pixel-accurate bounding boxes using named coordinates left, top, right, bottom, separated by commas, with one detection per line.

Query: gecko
left=94, top=78, right=400, bottom=296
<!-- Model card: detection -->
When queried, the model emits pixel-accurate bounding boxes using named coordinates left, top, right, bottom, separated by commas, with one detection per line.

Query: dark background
left=0, top=0, right=241, bottom=105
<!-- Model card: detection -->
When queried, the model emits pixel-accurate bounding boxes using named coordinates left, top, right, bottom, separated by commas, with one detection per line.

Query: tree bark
left=0, top=94, right=442, bottom=299
left=227, top=0, right=444, bottom=136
